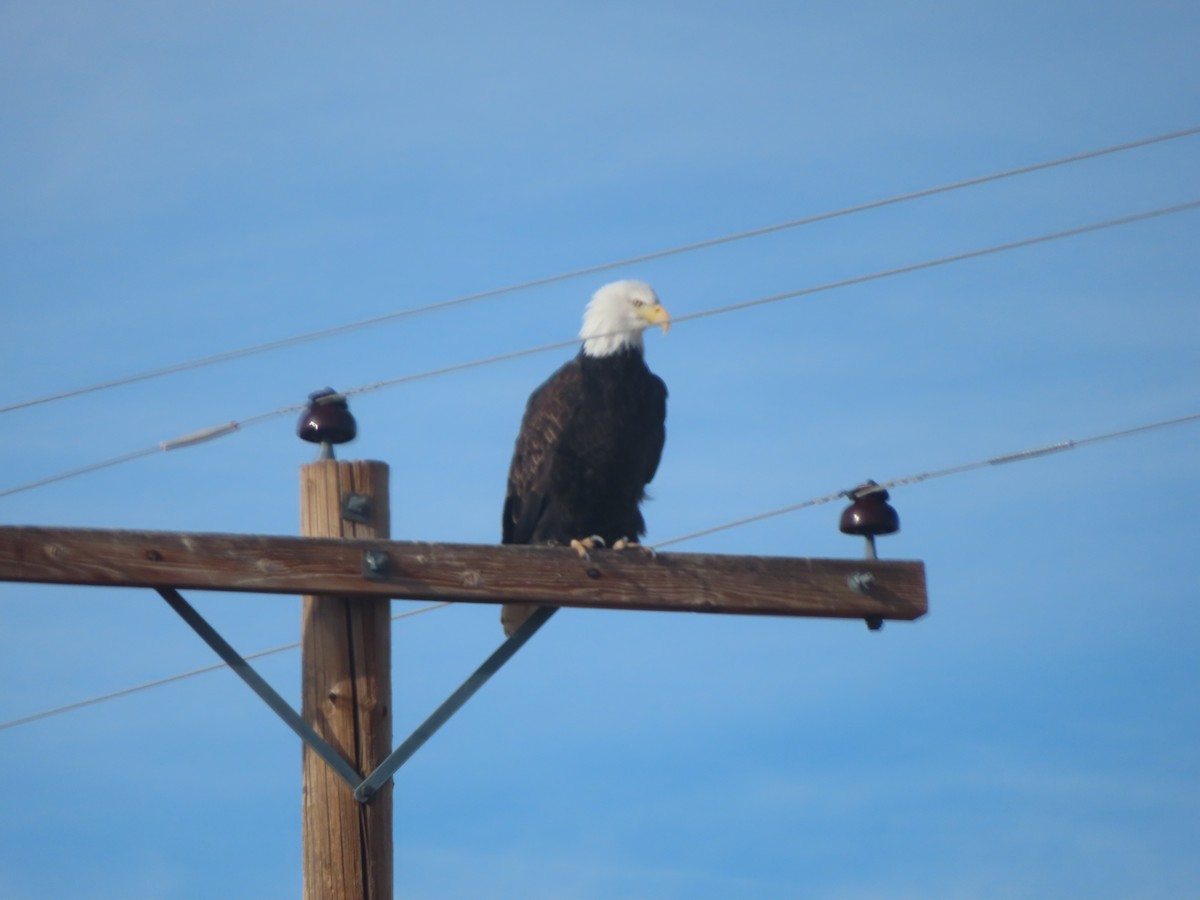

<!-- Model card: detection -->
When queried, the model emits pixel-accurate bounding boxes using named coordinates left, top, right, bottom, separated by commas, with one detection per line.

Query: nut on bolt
left=847, top=571, right=875, bottom=594
left=362, top=550, right=389, bottom=580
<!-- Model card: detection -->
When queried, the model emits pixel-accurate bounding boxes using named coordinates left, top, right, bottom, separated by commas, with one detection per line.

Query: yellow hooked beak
left=640, top=302, right=671, bottom=334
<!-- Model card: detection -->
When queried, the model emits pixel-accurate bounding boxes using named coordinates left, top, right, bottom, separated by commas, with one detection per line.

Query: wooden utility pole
left=0, top=383, right=930, bottom=900
left=300, top=460, right=392, bottom=900
left=0, top=516, right=928, bottom=896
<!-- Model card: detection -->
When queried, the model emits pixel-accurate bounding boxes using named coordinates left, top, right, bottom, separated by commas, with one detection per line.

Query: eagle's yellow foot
left=612, top=537, right=656, bottom=558
left=569, top=535, right=606, bottom=559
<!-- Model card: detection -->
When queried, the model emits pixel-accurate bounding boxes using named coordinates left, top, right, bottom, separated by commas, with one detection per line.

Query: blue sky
left=2, top=1, right=1198, bottom=897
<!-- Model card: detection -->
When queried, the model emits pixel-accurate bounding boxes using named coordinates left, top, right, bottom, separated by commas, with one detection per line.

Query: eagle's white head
left=579, top=279, right=671, bottom=358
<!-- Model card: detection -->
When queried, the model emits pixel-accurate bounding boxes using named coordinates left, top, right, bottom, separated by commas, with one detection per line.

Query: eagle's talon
left=570, top=535, right=606, bottom=559
left=612, top=538, right=657, bottom=558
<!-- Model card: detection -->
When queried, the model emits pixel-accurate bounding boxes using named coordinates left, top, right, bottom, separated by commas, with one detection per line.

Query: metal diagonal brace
left=155, top=587, right=362, bottom=791
left=355, top=604, right=556, bottom=802
left=155, top=586, right=556, bottom=804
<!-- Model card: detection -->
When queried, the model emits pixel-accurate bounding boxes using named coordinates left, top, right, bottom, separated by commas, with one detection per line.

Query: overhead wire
left=0, top=602, right=452, bottom=733
left=3, top=124, right=1198, bottom=417
left=2, top=197, right=1197, bottom=502
left=670, top=200, right=1200, bottom=327
left=3, top=408, right=1197, bottom=733
left=650, top=409, right=1200, bottom=550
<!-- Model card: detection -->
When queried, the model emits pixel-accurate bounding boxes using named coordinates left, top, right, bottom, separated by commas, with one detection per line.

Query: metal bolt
left=342, top=492, right=372, bottom=524
left=847, top=571, right=875, bottom=594
left=362, top=550, right=389, bottom=580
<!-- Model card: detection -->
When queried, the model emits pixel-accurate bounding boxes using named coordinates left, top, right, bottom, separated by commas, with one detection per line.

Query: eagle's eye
left=632, top=299, right=645, bottom=308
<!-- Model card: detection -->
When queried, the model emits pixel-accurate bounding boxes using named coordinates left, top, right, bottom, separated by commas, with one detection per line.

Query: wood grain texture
left=300, top=460, right=392, bottom=900
left=0, top=524, right=926, bottom=620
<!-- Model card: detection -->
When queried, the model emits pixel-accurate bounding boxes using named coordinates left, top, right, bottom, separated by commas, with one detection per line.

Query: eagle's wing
left=640, top=372, right=668, bottom=490
left=502, top=357, right=583, bottom=545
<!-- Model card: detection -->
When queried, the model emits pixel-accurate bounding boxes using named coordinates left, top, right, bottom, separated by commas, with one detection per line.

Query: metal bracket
left=155, top=587, right=556, bottom=804
left=156, top=588, right=361, bottom=789
left=355, top=604, right=555, bottom=802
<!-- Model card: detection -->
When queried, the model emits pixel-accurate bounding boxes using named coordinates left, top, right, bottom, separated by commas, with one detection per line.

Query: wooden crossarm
left=0, top=525, right=926, bottom=621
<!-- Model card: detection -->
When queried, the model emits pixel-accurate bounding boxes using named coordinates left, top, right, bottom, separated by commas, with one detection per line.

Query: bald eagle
left=500, top=280, right=670, bottom=636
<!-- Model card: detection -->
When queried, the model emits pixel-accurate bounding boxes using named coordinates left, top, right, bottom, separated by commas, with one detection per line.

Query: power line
left=0, top=602, right=452, bottom=733
left=651, top=410, right=1200, bottom=549
left=3, top=125, right=1198, bottom=417
left=3, top=408, right=1197, bottom=733
left=3, top=198, right=1197, bottom=502
left=671, top=200, right=1200, bottom=326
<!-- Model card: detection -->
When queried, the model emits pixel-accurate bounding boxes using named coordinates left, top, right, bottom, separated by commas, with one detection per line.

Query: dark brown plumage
left=500, top=280, right=669, bottom=636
